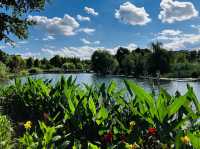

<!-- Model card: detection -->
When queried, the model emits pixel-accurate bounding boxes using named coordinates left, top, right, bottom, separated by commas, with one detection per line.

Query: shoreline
left=2, top=71, right=200, bottom=82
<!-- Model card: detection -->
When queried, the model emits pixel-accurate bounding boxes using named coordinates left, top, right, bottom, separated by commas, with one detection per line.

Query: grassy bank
left=0, top=76, right=199, bottom=148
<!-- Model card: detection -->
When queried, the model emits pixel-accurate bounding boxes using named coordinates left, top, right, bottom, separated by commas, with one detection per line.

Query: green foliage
left=0, top=62, right=8, bottom=78
left=62, top=62, right=76, bottom=70
left=91, top=50, right=119, bottom=74
left=0, top=0, right=48, bottom=43
left=0, top=114, right=13, bottom=149
left=1, top=77, right=199, bottom=148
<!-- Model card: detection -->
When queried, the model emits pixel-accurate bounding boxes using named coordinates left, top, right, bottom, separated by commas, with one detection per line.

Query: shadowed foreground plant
left=0, top=76, right=199, bottom=148
left=0, top=114, right=14, bottom=149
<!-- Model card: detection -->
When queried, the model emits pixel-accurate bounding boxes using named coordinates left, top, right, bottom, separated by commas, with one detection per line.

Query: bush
left=0, top=115, right=13, bottom=148
left=28, top=67, right=41, bottom=74
left=62, top=62, right=75, bottom=70
left=0, top=62, right=8, bottom=78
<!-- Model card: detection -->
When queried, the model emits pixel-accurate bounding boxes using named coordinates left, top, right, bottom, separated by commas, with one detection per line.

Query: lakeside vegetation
left=0, top=49, right=91, bottom=78
left=2, top=42, right=200, bottom=79
left=0, top=77, right=199, bottom=148
left=91, top=42, right=200, bottom=78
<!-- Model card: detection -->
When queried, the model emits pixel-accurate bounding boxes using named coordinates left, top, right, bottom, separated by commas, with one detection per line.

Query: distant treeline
left=0, top=50, right=91, bottom=78
left=91, top=42, right=200, bottom=78
left=1, top=42, right=200, bottom=78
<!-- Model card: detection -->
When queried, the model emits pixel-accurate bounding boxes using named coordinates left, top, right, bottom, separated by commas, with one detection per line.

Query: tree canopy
left=0, top=0, right=48, bottom=43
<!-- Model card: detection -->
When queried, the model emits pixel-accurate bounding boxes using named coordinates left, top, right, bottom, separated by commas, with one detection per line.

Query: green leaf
left=89, top=97, right=96, bottom=116
left=168, top=95, right=187, bottom=117
left=96, top=107, right=108, bottom=125
left=188, top=133, right=200, bottom=149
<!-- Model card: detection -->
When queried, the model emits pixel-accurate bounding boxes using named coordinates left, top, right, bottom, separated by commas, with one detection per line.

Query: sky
left=1, top=0, right=200, bottom=59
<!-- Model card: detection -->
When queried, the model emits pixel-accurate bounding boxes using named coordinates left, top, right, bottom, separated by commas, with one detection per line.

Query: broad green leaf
left=89, top=97, right=96, bottom=116
left=188, top=133, right=200, bottom=149
left=168, top=95, right=187, bottom=117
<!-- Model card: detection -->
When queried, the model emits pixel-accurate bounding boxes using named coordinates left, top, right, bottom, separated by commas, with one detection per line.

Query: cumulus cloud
left=41, top=43, right=137, bottom=59
left=84, top=7, right=99, bottom=16
left=115, top=2, right=151, bottom=26
left=159, top=0, right=198, bottom=23
left=17, top=52, right=41, bottom=58
left=159, top=29, right=182, bottom=36
left=42, top=35, right=55, bottom=41
left=28, top=14, right=80, bottom=36
left=77, top=28, right=96, bottom=34
left=80, top=38, right=100, bottom=45
left=77, top=15, right=90, bottom=21
left=155, top=29, right=200, bottom=50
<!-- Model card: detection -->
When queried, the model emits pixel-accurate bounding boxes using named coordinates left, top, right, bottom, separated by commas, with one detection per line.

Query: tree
left=8, top=55, right=25, bottom=73
left=0, top=50, right=8, bottom=64
left=121, top=54, right=135, bottom=75
left=34, top=59, right=40, bottom=67
left=147, top=42, right=170, bottom=74
left=0, top=0, right=47, bottom=43
left=26, top=57, right=34, bottom=68
left=91, top=50, right=119, bottom=74
left=0, top=62, right=8, bottom=78
left=62, top=62, right=75, bottom=70
left=50, top=55, right=63, bottom=67
left=116, top=47, right=130, bottom=66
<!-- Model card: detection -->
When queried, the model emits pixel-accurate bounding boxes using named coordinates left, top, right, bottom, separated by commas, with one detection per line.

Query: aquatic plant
left=0, top=76, right=199, bottom=148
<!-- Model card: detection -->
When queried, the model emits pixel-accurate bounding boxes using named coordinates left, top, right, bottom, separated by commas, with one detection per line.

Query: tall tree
left=147, top=42, right=170, bottom=74
left=91, top=50, right=119, bottom=74
left=0, top=0, right=48, bottom=43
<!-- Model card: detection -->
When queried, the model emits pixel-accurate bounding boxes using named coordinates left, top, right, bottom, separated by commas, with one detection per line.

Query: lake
left=1, top=73, right=200, bottom=99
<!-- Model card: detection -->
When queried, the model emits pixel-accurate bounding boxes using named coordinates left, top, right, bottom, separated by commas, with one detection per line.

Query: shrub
left=0, top=62, right=8, bottom=78
left=62, top=62, right=75, bottom=70
left=0, top=115, right=13, bottom=148
left=28, top=67, right=41, bottom=74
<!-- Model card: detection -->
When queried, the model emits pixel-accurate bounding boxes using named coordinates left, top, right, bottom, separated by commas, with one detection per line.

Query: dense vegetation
left=2, top=41, right=200, bottom=79
left=0, top=77, right=199, bottom=148
left=91, top=42, right=200, bottom=78
left=0, top=0, right=47, bottom=43
left=0, top=49, right=91, bottom=78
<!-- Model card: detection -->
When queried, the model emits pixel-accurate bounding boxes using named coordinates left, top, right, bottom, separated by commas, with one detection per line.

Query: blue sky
left=1, top=0, right=200, bottom=59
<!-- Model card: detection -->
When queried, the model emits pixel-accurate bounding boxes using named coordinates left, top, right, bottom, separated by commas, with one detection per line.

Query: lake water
left=1, top=73, right=200, bottom=99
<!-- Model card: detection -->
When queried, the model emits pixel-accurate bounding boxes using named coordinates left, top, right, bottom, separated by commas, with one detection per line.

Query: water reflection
left=1, top=73, right=200, bottom=100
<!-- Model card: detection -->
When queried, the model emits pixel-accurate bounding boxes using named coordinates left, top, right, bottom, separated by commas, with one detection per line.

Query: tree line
left=91, top=42, right=200, bottom=78
left=0, top=50, right=90, bottom=78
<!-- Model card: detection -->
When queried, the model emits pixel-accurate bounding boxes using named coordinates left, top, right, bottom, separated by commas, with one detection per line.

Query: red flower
left=104, top=131, right=113, bottom=143
left=148, top=128, right=157, bottom=135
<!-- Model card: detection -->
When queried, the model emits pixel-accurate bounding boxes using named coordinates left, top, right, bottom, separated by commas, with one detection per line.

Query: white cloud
left=115, top=2, right=151, bottom=26
left=159, top=29, right=182, bottom=36
left=81, top=38, right=91, bottom=44
left=77, top=15, right=90, bottom=21
left=42, top=35, right=55, bottom=41
left=84, top=7, right=99, bottom=16
left=94, top=41, right=100, bottom=45
left=155, top=29, right=200, bottom=50
left=159, top=0, right=198, bottom=23
left=127, top=43, right=138, bottom=49
left=77, top=28, right=96, bottom=34
left=17, top=52, right=41, bottom=58
left=28, top=14, right=80, bottom=36
left=80, top=38, right=101, bottom=45
left=191, top=25, right=200, bottom=32
left=41, top=43, right=137, bottom=59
